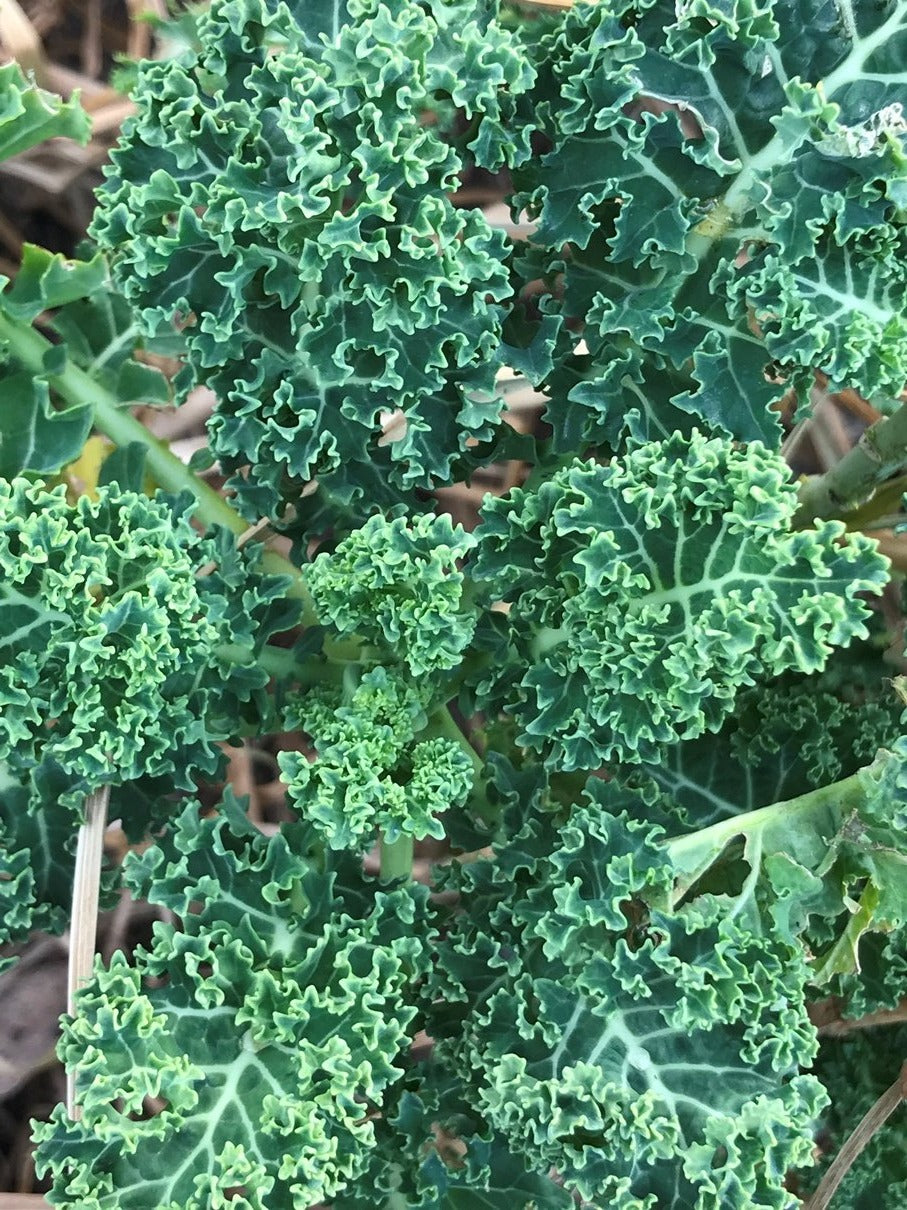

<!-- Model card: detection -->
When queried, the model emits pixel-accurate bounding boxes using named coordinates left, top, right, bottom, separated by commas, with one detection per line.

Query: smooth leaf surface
left=0, top=62, right=90, bottom=163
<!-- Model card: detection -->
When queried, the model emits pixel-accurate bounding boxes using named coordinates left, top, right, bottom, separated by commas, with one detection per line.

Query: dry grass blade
left=0, top=0, right=47, bottom=84
left=803, top=1060, right=907, bottom=1210
left=65, top=784, right=110, bottom=1120
left=811, top=996, right=907, bottom=1037
left=126, top=0, right=168, bottom=60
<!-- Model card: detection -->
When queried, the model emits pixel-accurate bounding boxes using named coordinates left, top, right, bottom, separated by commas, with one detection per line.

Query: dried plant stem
left=66, top=785, right=110, bottom=1120
left=804, top=1060, right=907, bottom=1210
left=825, top=1001, right=907, bottom=1034
left=0, top=0, right=47, bottom=85
left=81, top=0, right=102, bottom=80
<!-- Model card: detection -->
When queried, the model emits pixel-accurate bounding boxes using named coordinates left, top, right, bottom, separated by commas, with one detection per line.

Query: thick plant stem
left=66, top=784, right=110, bottom=1120
left=379, top=833, right=414, bottom=883
left=218, top=642, right=350, bottom=689
left=795, top=400, right=907, bottom=526
left=92, top=398, right=317, bottom=618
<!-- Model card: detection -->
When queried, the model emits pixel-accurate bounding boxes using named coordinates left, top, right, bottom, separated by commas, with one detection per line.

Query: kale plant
left=2, top=0, right=907, bottom=1205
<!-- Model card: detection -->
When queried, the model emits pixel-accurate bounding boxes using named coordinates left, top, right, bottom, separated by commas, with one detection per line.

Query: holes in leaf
left=379, top=408, right=408, bottom=446
left=619, top=898, right=651, bottom=951
left=420, top=1121, right=466, bottom=1171
left=172, top=310, right=197, bottom=332
left=562, top=1126, right=608, bottom=1152
left=346, top=346, right=386, bottom=380
left=127, top=1095, right=169, bottom=1122
left=676, top=844, right=750, bottom=908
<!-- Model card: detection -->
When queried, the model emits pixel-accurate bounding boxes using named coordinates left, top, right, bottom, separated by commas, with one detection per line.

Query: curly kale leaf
left=33, top=794, right=432, bottom=1209
left=305, top=511, right=478, bottom=676
left=0, top=762, right=85, bottom=966
left=821, top=735, right=907, bottom=1006
left=627, top=673, right=902, bottom=828
left=514, top=0, right=907, bottom=450
left=89, top=0, right=533, bottom=521
left=0, top=479, right=297, bottom=812
left=430, top=786, right=829, bottom=1208
left=655, top=742, right=907, bottom=985
left=280, top=667, right=474, bottom=850
left=828, top=926, right=907, bottom=1019
left=330, top=1065, right=575, bottom=1209
left=0, top=61, right=90, bottom=163
left=472, top=432, right=888, bottom=769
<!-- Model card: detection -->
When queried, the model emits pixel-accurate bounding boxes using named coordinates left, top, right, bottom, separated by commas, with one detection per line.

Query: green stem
left=422, top=702, right=496, bottom=824
left=851, top=514, right=905, bottom=533
left=841, top=473, right=907, bottom=530
left=665, top=769, right=867, bottom=863
left=379, top=832, right=414, bottom=882
left=95, top=398, right=318, bottom=616
left=0, top=308, right=317, bottom=615
left=425, top=704, right=485, bottom=780
left=96, top=396, right=250, bottom=533
left=795, top=400, right=907, bottom=527
left=663, top=766, right=872, bottom=904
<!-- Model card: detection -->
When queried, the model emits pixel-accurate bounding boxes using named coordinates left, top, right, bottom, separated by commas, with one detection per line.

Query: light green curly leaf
left=34, top=798, right=431, bottom=1209
left=473, top=432, right=889, bottom=768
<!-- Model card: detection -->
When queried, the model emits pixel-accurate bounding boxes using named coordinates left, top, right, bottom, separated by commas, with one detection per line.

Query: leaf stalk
left=379, top=833, right=415, bottom=882
left=795, top=400, right=907, bottom=526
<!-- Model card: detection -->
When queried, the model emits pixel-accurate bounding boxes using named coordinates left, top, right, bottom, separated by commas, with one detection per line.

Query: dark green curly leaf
left=34, top=797, right=432, bottom=1209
